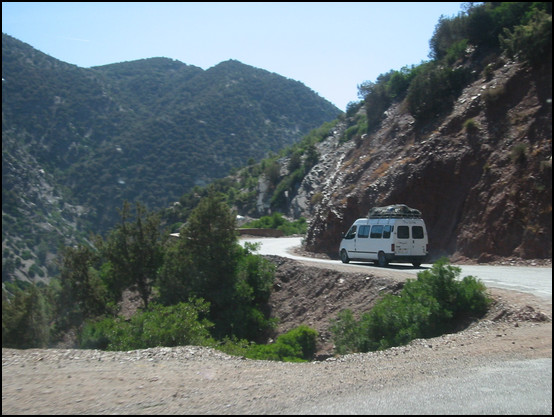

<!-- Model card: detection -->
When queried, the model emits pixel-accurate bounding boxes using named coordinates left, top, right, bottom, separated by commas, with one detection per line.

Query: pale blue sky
left=2, top=2, right=468, bottom=111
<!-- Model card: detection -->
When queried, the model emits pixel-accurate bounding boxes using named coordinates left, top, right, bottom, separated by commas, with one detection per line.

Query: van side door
left=356, top=224, right=371, bottom=259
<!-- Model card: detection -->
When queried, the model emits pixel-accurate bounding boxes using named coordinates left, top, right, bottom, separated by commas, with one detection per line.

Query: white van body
left=339, top=206, right=429, bottom=267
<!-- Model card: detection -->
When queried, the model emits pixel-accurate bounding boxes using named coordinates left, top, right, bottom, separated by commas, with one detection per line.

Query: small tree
left=157, top=193, right=276, bottom=341
left=96, top=202, right=164, bottom=309
left=2, top=284, right=52, bottom=348
left=57, top=244, right=107, bottom=328
left=156, top=239, right=197, bottom=306
left=181, top=193, right=240, bottom=311
left=264, top=160, right=281, bottom=188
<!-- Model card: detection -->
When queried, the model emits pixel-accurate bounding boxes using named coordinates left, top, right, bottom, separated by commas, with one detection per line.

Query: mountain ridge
left=2, top=32, right=340, bottom=283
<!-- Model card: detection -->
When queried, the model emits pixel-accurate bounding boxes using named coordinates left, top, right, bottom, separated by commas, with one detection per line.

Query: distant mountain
left=2, top=33, right=340, bottom=282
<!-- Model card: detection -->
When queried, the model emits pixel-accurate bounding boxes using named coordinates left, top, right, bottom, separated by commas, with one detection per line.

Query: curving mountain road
left=240, top=236, right=552, bottom=301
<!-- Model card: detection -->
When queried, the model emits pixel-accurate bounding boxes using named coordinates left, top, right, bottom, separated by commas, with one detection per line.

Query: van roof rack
left=368, top=204, right=422, bottom=219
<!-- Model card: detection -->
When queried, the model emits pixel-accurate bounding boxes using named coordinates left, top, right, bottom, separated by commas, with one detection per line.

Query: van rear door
left=395, top=225, right=411, bottom=256
left=411, top=224, right=427, bottom=256
left=395, top=223, right=427, bottom=256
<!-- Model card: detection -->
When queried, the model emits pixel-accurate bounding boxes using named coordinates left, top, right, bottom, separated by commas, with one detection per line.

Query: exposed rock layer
left=302, top=60, right=552, bottom=261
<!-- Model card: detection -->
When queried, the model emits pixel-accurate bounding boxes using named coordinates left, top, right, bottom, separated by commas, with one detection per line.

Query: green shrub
left=217, top=302, right=277, bottom=342
left=214, top=325, right=318, bottom=362
left=245, top=325, right=318, bottom=362
left=483, top=63, right=495, bottom=81
left=359, top=290, right=440, bottom=351
left=277, top=217, right=307, bottom=235
left=464, top=118, right=480, bottom=134
left=330, top=258, right=491, bottom=354
left=269, top=168, right=306, bottom=210
left=80, top=299, right=214, bottom=351
left=444, top=39, right=469, bottom=65
left=310, top=192, right=324, bottom=206
left=276, top=324, right=318, bottom=360
left=329, top=309, right=363, bottom=355
left=406, top=64, right=471, bottom=122
left=79, top=316, right=119, bottom=350
left=236, top=247, right=275, bottom=305
left=510, top=143, right=528, bottom=165
left=344, top=125, right=360, bottom=142
left=213, top=336, right=252, bottom=357
left=499, top=9, right=552, bottom=67
left=483, top=85, right=506, bottom=108
left=456, top=275, right=490, bottom=317
left=359, top=77, right=392, bottom=133
left=241, top=212, right=307, bottom=235
left=29, top=263, right=45, bottom=278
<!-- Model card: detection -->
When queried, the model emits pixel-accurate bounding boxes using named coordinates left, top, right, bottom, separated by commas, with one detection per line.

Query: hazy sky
left=2, top=2, right=467, bottom=111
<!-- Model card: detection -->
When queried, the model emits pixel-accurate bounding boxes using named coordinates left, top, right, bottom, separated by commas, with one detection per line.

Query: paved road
left=240, top=237, right=552, bottom=301
left=293, top=358, right=552, bottom=415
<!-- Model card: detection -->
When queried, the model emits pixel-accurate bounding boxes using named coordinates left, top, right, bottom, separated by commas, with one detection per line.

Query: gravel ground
left=2, top=258, right=552, bottom=415
left=2, top=318, right=551, bottom=414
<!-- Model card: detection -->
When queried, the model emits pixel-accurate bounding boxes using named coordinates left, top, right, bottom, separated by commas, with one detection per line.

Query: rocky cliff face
left=300, top=59, right=551, bottom=262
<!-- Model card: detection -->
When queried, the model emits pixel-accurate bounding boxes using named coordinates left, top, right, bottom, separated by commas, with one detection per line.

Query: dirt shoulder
left=2, top=256, right=552, bottom=415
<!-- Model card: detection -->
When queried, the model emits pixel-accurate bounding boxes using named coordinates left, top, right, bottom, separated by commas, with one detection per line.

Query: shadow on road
left=348, top=262, right=430, bottom=271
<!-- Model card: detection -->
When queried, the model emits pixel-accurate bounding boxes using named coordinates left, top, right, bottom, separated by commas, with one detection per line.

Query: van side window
left=358, top=225, right=370, bottom=238
left=345, top=225, right=357, bottom=239
left=397, top=225, right=410, bottom=239
left=383, top=225, right=393, bottom=239
left=412, top=226, right=424, bottom=239
left=370, top=225, right=383, bottom=238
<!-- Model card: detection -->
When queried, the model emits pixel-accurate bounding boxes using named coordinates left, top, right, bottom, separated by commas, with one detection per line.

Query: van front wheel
left=340, top=250, right=350, bottom=264
left=377, top=251, right=388, bottom=267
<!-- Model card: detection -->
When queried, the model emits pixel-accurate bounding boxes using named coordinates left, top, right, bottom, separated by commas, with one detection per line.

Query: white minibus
left=339, top=205, right=429, bottom=267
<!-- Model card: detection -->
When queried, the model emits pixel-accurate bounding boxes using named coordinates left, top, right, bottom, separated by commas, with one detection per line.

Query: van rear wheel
left=340, top=250, right=350, bottom=264
left=377, top=251, right=388, bottom=267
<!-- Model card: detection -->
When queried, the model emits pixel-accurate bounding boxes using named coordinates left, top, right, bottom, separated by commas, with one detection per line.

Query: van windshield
left=344, top=225, right=357, bottom=239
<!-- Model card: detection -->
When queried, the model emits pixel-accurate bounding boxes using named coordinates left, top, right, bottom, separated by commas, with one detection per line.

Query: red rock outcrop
left=304, top=60, right=552, bottom=262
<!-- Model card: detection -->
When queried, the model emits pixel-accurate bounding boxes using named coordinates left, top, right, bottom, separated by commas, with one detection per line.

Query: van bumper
left=387, top=254, right=428, bottom=264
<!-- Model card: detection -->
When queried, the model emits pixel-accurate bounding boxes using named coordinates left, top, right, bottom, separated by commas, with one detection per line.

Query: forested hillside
left=2, top=33, right=339, bottom=282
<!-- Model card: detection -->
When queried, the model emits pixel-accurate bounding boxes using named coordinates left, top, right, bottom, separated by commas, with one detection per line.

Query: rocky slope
left=300, top=58, right=552, bottom=262
left=265, top=255, right=551, bottom=357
